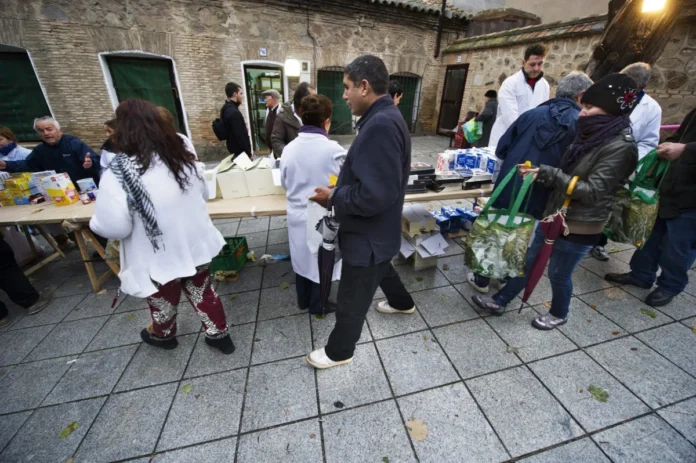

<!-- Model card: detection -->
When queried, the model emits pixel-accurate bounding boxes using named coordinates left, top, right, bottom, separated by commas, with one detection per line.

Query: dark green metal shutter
left=390, top=72, right=421, bottom=133
left=317, top=67, right=353, bottom=135
left=0, top=52, right=51, bottom=142
left=106, top=57, right=185, bottom=133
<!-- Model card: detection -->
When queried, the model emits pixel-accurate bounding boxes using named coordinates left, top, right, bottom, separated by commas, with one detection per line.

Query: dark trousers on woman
left=296, top=274, right=322, bottom=314
left=325, top=261, right=414, bottom=361
left=0, top=236, right=40, bottom=318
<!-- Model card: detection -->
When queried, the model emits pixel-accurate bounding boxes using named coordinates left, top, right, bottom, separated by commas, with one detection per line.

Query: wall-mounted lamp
left=285, top=59, right=301, bottom=77
left=642, top=0, right=667, bottom=13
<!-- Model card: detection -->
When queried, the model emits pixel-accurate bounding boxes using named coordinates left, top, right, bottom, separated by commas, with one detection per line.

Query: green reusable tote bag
left=464, top=168, right=536, bottom=279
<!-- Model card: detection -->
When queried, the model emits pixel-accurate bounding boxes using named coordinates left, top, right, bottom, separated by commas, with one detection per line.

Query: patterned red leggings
left=147, top=266, right=228, bottom=339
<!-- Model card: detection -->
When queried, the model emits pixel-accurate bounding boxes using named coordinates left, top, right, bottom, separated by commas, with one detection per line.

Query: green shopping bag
left=464, top=168, right=536, bottom=279
left=463, top=119, right=482, bottom=143
left=604, top=150, right=669, bottom=248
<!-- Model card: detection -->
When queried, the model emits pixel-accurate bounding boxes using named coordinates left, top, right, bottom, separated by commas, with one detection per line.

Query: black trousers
left=296, top=274, right=322, bottom=314
left=325, top=261, right=414, bottom=361
left=0, top=236, right=39, bottom=318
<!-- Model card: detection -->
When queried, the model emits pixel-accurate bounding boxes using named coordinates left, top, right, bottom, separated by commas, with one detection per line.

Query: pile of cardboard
left=400, top=204, right=450, bottom=270
left=207, top=153, right=285, bottom=200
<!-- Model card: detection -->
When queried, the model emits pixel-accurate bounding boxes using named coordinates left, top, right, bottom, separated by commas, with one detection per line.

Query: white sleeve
left=637, top=103, right=662, bottom=159
left=333, top=148, right=347, bottom=173
left=179, top=134, right=198, bottom=159
left=496, top=78, right=519, bottom=131
left=89, top=170, right=133, bottom=240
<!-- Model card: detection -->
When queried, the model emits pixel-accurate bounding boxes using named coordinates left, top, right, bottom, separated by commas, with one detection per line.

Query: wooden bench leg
left=37, top=225, right=66, bottom=258
left=74, top=229, right=100, bottom=293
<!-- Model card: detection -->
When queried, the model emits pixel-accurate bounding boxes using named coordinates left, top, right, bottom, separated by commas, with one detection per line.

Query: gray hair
left=33, top=116, right=60, bottom=132
left=621, top=62, right=651, bottom=89
left=556, top=72, right=593, bottom=100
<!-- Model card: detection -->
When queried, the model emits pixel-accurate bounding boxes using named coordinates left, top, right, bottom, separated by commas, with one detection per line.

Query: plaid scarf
left=110, top=154, right=164, bottom=252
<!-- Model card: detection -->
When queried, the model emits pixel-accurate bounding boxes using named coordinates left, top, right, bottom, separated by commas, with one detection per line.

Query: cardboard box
left=4, top=178, right=35, bottom=191
left=244, top=165, right=285, bottom=197
left=41, top=173, right=80, bottom=206
left=0, top=199, right=15, bottom=207
left=217, top=167, right=250, bottom=199
left=402, top=204, right=437, bottom=237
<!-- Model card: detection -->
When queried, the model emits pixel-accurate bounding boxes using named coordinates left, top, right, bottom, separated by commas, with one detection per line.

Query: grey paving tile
left=237, top=217, right=270, bottom=234
left=53, top=273, right=118, bottom=298
left=24, top=316, right=109, bottom=362
left=13, top=294, right=86, bottom=329
left=242, top=358, right=317, bottom=431
left=258, top=285, right=302, bottom=320
left=261, top=260, right=296, bottom=289
left=322, top=400, right=416, bottom=463
left=158, top=370, right=246, bottom=451
left=63, top=288, right=123, bottom=321
left=593, top=414, right=696, bottom=463
left=221, top=289, right=259, bottom=326
left=394, top=264, right=450, bottom=292
left=76, top=384, right=176, bottom=463
left=215, top=220, right=239, bottom=237
left=658, top=397, right=696, bottom=446
left=317, top=343, right=391, bottom=413
left=0, top=325, right=54, bottom=366
left=216, top=266, right=263, bottom=295
left=184, top=322, right=254, bottom=378
left=114, top=295, right=149, bottom=313
left=0, top=356, right=73, bottom=414
left=441, top=237, right=465, bottom=257
left=636, top=323, right=696, bottom=377
left=682, top=316, right=696, bottom=329
left=376, top=330, right=459, bottom=395
left=243, top=231, right=268, bottom=253
left=267, top=227, right=289, bottom=246
left=587, top=337, right=696, bottom=408
left=529, top=351, right=649, bottom=432
left=238, top=420, right=322, bottom=463
left=312, top=311, right=371, bottom=347
left=685, top=269, right=696, bottom=297
left=43, top=345, right=138, bottom=406
left=366, top=299, right=428, bottom=340
left=621, top=285, right=696, bottom=320
left=1, top=397, right=105, bottom=463
left=114, top=334, right=197, bottom=392
left=486, top=307, right=577, bottom=362
left=85, top=309, right=151, bottom=351
left=434, top=318, right=521, bottom=379
left=398, top=383, right=508, bottom=463
left=266, top=242, right=290, bottom=256
left=30, top=276, right=70, bottom=296
left=570, top=266, right=615, bottom=295
left=213, top=217, right=240, bottom=226
left=467, top=366, right=584, bottom=457
left=412, top=285, right=479, bottom=327
left=579, top=254, right=632, bottom=279
left=436, top=255, right=471, bottom=285
left=0, top=411, right=31, bottom=453
left=518, top=275, right=554, bottom=306
left=579, top=287, right=672, bottom=333
left=0, top=301, right=26, bottom=333
left=269, top=215, right=288, bottom=230
left=518, top=438, right=610, bottom=462
left=612, top=248, right=636, bottom=264
left=555, top=298, right=628, bottom=347
left=151, top=437, right=238, bottom=463
left=251, top=314, right=311, bottom=365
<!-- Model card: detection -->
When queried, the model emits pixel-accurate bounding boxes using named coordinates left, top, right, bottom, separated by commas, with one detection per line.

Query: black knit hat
left=581, top=73, right=639, bottom=116
left=484, top=90, right=497, bottom=98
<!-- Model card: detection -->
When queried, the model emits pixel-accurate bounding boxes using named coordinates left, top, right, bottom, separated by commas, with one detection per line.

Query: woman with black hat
left=475, top=89, right=498, bottom=147
left=472, top=74, right=639, bottom=330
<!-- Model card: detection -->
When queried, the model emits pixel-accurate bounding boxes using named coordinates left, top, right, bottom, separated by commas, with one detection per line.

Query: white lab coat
left=488, top=69, right=550, bottom=148
left=280, top=132, right=346, bottom=283
left=630, top=93, right=662, bottom=160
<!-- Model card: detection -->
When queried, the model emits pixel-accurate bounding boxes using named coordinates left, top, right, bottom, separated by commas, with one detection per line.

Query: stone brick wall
left=0, top=0, right=462, bottom=159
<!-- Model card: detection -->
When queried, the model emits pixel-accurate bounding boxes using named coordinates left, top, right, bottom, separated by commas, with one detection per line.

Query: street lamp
left=285, top=59, right=301, bottom=77
left=642, top=0, right=667, bottom=13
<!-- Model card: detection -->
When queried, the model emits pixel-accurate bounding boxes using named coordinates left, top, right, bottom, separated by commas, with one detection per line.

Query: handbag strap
left=505, top=173, right=535, bottom=227
left=481, top=167, right=517, bottom=215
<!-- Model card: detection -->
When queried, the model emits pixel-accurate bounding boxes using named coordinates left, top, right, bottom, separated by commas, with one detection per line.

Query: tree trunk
left=586, top=0, right=680, bottom=81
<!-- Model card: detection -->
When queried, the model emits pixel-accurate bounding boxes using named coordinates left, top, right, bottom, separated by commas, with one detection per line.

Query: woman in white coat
left=90, top=99, right=235, bottom=354
left=280, top=94, right=346, bottom=314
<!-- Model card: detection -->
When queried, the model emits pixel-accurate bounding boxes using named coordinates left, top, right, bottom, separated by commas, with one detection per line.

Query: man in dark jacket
left=0, top=116, right=99, bottom=184
left=306, top=55, right=414, bottom=369
left=271, top=82, right=314, bottom=157
left=606, top=106, right=696, bottom=307
left=474, top=90, right=498, bottom=147
left=221, top=82, right=251, bottom=159
left=468, top=72, right=594, bottom=293
left=261, top=89, right=280, bottom=156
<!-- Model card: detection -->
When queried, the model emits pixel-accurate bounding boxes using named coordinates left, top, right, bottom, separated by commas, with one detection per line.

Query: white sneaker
left=306, top=348, right=353, bottom=370
left=376, top=300, right=415, bottom=314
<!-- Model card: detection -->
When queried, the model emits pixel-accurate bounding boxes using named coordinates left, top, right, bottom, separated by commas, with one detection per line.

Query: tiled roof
left=444, top=14, right=607, bottom=53
left=363, top=0, right=471, bottom=19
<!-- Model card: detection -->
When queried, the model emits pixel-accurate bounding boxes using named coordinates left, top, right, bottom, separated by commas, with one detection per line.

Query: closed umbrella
left=316, top=211, right=340, bottom=312
left=518, top=176, right=579, bottom=313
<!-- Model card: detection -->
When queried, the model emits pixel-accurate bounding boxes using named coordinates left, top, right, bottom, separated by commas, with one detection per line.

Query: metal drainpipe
left=434, top=0, right=447, bottom=58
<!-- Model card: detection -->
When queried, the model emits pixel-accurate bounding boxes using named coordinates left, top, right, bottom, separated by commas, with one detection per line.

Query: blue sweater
left=6, top=135, right=100, bottom=185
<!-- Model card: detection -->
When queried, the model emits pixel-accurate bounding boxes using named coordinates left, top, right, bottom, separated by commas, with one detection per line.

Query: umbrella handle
left=562, top=176, right=579, bottom=209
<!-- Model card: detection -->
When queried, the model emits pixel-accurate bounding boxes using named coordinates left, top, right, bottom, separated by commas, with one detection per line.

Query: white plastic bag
left=306, top=202, right=325, bottom=255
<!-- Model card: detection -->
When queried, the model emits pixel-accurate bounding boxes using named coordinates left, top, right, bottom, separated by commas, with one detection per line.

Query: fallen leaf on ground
left=405, top=418, right=428, bottom=441
left=182, top=384, right=192, bottom=394
left=334, top=401, right=345, bottom=409
left=314, top=313, right=325, bottom=320
left=423, top=335, right=430, bottom=342
left=415, top=277, right=424, bottom=282
left=543, top=302, right=551, bottom=308
left=126, top=314, right=135, bottom=321
left=590, top=305, right=597, bottom=310
left=692, top=326, right=696, bottom=334
left=279, top=282, right=290, bottom=290
left=97, top=289, right=107, bottom=296
left=588, top=385, right=609, bottom=403
left=609, top=247, right=619, bottom=252
left=586, top=319, right=592, bottom=324
left=579, top=388, right=584, bottom=393
left=382, top=458, right=390, bottom=463
left=640, top=308, right=657, bottom=319
left=59, top=421, right=78, bottom=439
left=442, top=264, right=450, bottom=271
left=76, top=284, right=84, bottom=288
left=440, top=296, right=446, bottom=302
left=194, top=394, right=200, bottom=399
left=630, top=347, right=638, bottom=351
left=611, top=331, right=620, bottom=336
left=310, top=433, right=316, bottom=439
left=66, top=458, right=74, bottom=463
left=506, top=346, right=519, bottom=354
left=229, top=294, right=239, bottom=301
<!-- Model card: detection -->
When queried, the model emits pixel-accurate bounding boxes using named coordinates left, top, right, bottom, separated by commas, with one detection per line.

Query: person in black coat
left=261, top=89, right=280, bottom=157
left=221, top=82, right=252, bottom=159
left=475, top=90, right=498, bottom=147
left=307, top=55, right=415, bottom=369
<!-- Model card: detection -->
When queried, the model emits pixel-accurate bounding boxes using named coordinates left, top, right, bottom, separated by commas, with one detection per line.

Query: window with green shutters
left=390, top=72, right=421, bottom=133
left=0, top=52, right=52, bottom=142
left=105, top=56, right=187, bottom=135
left=317, top=67, right=353, bottom=135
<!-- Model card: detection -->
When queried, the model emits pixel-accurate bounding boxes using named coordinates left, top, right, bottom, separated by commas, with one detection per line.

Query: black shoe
left=205, top=335, right=236, bottom=355
left=471, top=295, right=505, bottom=316
left=140, top=329, right=178, bottom=350
left=646, top=288, right=675, bottom=307
left=604, top=273, right=651, bottom=288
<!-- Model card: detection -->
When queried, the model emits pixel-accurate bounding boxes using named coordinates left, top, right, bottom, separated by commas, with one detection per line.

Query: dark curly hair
left=301, top=94, right=333, bottom=127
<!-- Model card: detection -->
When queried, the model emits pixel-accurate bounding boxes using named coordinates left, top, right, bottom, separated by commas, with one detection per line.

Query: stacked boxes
left=401, top=204, right=449, bottom=269
left=30, top=171, right=57, bottom=202
left=436, top=147, right=501, bottom=182
left=40, top=173, right=80, bottom=206
left=4, top=174, right=43, bottom=205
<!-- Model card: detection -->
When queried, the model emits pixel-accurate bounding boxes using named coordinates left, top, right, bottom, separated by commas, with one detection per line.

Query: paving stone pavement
left=1, top=136, right=695, bottom=462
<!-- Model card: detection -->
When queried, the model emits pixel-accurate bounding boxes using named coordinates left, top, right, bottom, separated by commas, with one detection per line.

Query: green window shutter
left=391, top=73, right=421, bottom=133
left=317, top=68, right=353, bottom=135
left=106, top=57, right=183, bottom=132
left=0, top=52, right=51, bottom=142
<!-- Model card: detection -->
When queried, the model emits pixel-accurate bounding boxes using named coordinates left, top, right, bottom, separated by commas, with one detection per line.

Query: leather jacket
left=537, top=129, right=638, bottom=234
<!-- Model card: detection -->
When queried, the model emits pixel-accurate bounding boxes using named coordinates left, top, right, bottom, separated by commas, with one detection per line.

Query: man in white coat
left=621, top=62, right=662, bottom=160
left=488, top=44, right=550, bottom=148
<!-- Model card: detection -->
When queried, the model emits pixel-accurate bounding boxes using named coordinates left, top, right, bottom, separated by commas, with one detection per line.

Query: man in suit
left=307, top=55, right=414, bottom=369
left=262, top=89, right=280, bottom=156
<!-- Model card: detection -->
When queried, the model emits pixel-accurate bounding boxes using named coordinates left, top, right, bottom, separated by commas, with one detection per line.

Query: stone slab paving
left=1, top=136, right=695, bottom=462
